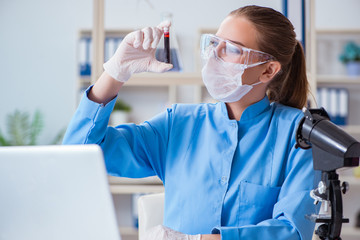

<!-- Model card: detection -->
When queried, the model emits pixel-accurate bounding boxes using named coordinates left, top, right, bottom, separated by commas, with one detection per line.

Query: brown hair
left=229, top=5, right=309, bottom=109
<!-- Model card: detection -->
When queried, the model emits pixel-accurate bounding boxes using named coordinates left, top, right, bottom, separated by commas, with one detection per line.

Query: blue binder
left=317, top=87, right=349, bottom=125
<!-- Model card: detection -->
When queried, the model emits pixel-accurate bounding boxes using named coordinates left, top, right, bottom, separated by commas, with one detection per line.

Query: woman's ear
left=259, top=61, right=281, bottom=83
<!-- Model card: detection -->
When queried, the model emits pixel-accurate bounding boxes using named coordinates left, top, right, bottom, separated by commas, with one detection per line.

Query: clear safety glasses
left=200, top=34, right=276, bottom=67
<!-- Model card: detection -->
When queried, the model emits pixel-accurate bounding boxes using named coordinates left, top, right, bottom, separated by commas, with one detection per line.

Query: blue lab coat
left=63, top=87, right=320, bottom=240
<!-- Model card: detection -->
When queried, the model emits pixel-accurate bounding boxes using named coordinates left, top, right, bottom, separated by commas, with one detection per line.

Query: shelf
left=79, top=72, right=204, bottom=87
left=317, top=75, right=360, bottom=85
left=110, top=184, right=164, bottom=194
left=127, top=72, right=203, bottom=86
left=316, top=29, right=360, bottom=34
left=79, top=76, right=91, bottom=85
left=119, top=226, right=138, bottom=236
left=108, top=176, right=162, bottom=185
left=79, top=28, right=133, bottom=37
left=82, top=73, right=360, bottom=87
left=108, top=176, right=164, bottom=194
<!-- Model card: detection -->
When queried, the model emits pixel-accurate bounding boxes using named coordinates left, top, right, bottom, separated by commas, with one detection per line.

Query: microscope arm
left=328, top=172, right=344, bottom=239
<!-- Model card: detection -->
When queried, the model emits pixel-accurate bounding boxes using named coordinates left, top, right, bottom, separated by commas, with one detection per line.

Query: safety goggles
left=200, top=34, right=275, bottom=67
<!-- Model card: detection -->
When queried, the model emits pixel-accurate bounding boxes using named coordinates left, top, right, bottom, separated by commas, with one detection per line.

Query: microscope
left=295, top=108, right=360, bottom=240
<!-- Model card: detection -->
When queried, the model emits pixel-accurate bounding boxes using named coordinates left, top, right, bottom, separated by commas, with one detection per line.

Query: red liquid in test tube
left=164, top=27, right=170, bottom=63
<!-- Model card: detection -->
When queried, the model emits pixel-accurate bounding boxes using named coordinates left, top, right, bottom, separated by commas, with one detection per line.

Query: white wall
left=0, top=0, right=92, bottom=144
left=0, top=0, right=359, bottom=144
left=315, top=0, right=360, bottom=29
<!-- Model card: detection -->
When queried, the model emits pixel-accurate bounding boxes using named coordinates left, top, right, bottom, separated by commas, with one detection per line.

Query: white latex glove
left=103, top=21, right=173, bottom=82
left=143, top=225, right=201, bottom=240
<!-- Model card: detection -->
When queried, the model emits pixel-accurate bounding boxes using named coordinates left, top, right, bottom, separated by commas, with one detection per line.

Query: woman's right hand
left=88, top=21, right=173, bottom=105
left=103, top=21, right=173, bottom=83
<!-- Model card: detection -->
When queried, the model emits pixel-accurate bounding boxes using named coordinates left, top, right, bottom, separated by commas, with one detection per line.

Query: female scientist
left=63, top=5, right=319, bottom=240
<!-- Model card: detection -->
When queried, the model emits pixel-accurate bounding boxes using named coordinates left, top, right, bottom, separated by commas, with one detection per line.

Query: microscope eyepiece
left=296, top=108, right=360, bottom=171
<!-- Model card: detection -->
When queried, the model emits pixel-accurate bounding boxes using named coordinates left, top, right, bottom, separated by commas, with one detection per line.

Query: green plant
left=339, top=41, right=360, bottom=64
left=113, top=99, right=132, bottom=112
left=0, top=109, right=65, bottom=146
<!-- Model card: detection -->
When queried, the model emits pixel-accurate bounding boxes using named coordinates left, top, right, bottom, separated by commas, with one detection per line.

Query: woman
left=63, top=5, right=319, bottom=240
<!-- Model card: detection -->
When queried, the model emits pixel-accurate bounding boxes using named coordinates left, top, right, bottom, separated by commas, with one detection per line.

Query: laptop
left=0, top=144, right=121, bottom=240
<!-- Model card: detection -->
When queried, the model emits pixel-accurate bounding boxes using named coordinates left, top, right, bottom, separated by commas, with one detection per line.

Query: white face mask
left=201, top=52, right=261, bottom=103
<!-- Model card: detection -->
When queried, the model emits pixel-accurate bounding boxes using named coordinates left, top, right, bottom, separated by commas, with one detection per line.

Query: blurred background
left=0, top=0, right=359, bottom=144
left=1, top=0, right=360, bottom=239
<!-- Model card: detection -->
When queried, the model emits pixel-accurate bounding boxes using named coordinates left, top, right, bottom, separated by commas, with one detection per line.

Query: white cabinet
left=314, top=29, right=360, bottom=138
left=311, top=28, right=360, bottom=239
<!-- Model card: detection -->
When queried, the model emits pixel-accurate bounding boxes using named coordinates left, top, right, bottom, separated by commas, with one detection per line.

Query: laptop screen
left=0, top=144, right=121, bottom=240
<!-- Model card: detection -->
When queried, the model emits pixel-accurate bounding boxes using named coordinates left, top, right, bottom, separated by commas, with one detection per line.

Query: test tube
left=164, top=27, right=171, bottom=63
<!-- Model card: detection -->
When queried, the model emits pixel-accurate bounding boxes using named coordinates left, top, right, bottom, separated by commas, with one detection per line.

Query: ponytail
left=267, top=41, right=309, bottom=109
left=230, top=6, right=309, bottom=109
